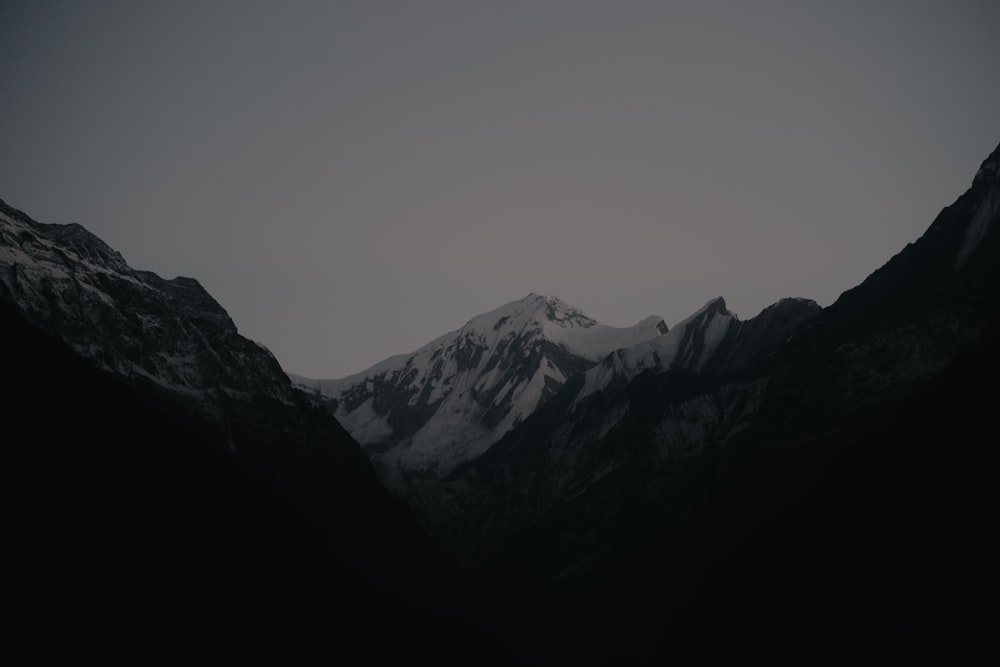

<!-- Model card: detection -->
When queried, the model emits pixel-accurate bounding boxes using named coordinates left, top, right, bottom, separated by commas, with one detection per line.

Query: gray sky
left=2, top=1, right=998, bottom=377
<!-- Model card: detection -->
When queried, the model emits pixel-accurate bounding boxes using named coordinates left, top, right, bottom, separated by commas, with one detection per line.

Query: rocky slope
left=0, top=199, right=292, bottom=416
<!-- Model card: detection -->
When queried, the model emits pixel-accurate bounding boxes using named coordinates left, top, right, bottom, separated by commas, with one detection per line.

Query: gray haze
left=2, top=1, right=998, bottom=378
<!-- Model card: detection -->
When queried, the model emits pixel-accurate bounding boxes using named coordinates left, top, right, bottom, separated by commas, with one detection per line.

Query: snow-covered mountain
left=291, top=293, right=668, bottom=479
left=0, top=199, right=294, bottom=414
left=575, top=296, right=821, bottom=403
left=406, top=295, right=821, bottom=563
left=292, top=292, right=822, bottom=481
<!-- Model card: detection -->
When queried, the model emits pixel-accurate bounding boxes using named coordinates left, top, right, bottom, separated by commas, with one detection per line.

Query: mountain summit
left=292, top=293, right=668, bottom=479
left=292, top=292, right=822, bottom=482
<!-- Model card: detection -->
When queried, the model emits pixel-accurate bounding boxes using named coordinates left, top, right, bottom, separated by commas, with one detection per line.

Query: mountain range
left=291, top=292, right=821, bottom=485
left=3, top=140, right=999, bottom=664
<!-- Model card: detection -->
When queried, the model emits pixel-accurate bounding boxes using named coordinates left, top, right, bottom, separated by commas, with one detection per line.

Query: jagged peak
left=457, top=293, right=598, bottom=339
left=1, top=200, right=132, bottom=274
left=672, top=296, right=732, bottom=328
left=704, top=295, right=728, bottom=313
left=308, top=292, right=670, bottom=387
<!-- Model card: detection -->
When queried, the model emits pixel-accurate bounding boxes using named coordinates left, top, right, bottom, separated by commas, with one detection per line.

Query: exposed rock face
left=0, top=199, right=293, bottom=414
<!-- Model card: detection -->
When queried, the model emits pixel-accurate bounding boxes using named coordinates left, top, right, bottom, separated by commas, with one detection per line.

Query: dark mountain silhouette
left=0, top=207, right=515, bottom=665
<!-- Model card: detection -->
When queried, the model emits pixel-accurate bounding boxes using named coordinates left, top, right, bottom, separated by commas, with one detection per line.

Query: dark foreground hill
left=2, top=296, right=513, bottom=664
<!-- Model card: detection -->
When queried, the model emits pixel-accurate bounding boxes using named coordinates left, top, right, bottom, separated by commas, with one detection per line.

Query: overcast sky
left=2, top=1, right=998, bottom=377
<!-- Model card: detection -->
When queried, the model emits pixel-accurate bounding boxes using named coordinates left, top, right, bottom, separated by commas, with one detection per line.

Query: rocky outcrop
left=0, top=199, right=293, bottom=416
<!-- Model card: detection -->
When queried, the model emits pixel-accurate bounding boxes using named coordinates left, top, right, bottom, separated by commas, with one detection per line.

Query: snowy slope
left=575, top=297, right=738, bottom=402
left=575, top=296, right=822, bottom=405
left=291, top=293, right=668, bottom=479
left=294, top=291, right=820, bottom=488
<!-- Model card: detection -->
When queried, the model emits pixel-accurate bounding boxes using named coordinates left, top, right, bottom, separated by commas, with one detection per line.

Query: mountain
left=405, top=295, right=821, bottom=567
left=0, top=199, right=517, bottom=665
left=293, top=292, right=824, bottom=484
left=291, top=293, right=669, bottom=480
left=762, top=140, right=1000, bottom=432
left=632, top=140, right=1000, bottom=663
left=573, top=295, right=820, bottom=402
left=0, top=199, right=292, bottom=415
left=352, top=143, right=999, bottom=664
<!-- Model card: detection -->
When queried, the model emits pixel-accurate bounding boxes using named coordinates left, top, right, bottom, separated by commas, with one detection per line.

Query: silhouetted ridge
left=0, top=203, right=519, bottom=666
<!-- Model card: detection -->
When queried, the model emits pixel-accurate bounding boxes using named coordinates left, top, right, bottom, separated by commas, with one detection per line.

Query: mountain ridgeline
left=0, top=200, right=514, bottom=665
left=291, top=294, right=672, bottom=481
left=295, top=141, right=1000, bottom=663
left=3, top=141, right=999, bottom=665
left=291, top=292, right=820, bottom=484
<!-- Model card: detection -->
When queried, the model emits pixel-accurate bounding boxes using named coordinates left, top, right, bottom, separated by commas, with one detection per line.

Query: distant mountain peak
left=699, top=295, right=729, bottom=315
left=480, top=293, right=598, bottom=335
left=292, top=293, right=669, bottom=480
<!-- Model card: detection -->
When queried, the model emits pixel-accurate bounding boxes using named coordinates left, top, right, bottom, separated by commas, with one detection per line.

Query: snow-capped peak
left=459, top=293, right=597, bottom=344
left=450, top=293, right=666, bottom=362
left=291, top=293, right=668, bottom=480
left=573, top=297, right=739, bottom=404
